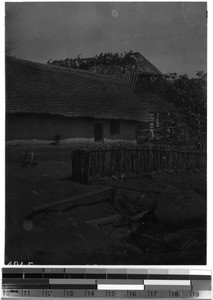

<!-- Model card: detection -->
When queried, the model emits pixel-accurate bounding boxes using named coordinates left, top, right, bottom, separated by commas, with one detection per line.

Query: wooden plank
left=86, top=214, right=121, bottom=227
left=87, top=211, right=151, bottom=228
left=109, top=184, right=161, bottom=194
left=33, top=186, right=113, bottom=212
left=130, top=210, right=149, bottom=222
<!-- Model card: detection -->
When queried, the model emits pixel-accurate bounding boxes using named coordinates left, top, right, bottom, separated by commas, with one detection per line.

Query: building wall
left=102, top=119, right=136, bottom=142
left=6, top=113, right=137, bottom=142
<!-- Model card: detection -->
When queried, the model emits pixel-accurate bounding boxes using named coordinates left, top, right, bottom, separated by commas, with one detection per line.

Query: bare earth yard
left=6, top=160, right=206, bottom=265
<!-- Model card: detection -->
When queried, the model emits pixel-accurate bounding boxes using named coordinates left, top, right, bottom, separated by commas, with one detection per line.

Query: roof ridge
left=6, top=55, right=126, bottom=84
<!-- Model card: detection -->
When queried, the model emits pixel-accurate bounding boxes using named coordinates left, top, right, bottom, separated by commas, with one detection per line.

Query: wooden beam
left=86, top=214, right=121, bottom=227
left=33, top=186, right=113, bottom=213
left=86, top=210, right=150, bottom=228
left=130, top=210, right=149, bottom=222
left=29, top=184, right=159, bottom=223
left=109, top=184, right=161, bottom=194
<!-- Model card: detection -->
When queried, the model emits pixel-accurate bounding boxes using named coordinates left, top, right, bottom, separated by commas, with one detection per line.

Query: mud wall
left=6, top=113, right=137, bottom=142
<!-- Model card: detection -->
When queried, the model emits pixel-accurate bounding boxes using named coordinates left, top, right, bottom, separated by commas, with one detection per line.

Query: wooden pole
left=33, top=186, right=114, bottom=213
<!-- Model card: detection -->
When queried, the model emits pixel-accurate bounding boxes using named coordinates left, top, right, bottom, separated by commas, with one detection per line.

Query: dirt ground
left=5, top=160, right=206, bottom=265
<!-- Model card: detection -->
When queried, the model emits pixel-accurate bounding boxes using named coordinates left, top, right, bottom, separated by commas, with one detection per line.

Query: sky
left=5, top=2, right=207, bottom=76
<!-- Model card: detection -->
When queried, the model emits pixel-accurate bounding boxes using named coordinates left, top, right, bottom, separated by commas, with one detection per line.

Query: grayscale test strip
left=1, top=268, right=212, bottom=299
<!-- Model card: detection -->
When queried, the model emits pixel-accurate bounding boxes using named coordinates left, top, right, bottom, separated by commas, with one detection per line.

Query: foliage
left=152, top=72, right=207, bottom=137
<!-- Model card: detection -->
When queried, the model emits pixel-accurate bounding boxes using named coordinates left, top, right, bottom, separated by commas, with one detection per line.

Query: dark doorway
left=110, top=119, right=120, bottom=135
left=94, top=123, right=103, bottom=141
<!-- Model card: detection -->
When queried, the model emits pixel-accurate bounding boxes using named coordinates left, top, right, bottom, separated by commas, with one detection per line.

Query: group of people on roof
left=94, top=50, right=135, bottom=65
left=46, top=50, right=136, bottom=71
left=47, top=57, right=82, bottom=68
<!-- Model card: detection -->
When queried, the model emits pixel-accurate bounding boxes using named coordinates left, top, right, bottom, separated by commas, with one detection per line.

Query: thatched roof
left=136, top=92, right=178, bottom=113
left=6, top=56, right=155, bottom=122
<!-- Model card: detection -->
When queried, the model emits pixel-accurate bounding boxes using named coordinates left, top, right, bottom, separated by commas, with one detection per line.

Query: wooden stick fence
left=72, top=145, right=206, bottom=184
